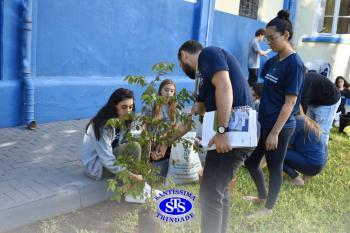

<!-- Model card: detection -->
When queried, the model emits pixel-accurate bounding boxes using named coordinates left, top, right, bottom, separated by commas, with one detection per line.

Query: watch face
left=218, top=126, right=225, bottom=134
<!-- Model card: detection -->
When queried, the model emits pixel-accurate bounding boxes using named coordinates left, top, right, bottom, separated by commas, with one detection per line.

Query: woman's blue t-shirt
left=259, top=53, right=304, bottom=128
left=289, top=116, right=327, bottom=166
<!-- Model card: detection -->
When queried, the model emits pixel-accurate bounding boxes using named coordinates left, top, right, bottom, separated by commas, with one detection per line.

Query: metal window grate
left=239, top=0, right=259, bottom=19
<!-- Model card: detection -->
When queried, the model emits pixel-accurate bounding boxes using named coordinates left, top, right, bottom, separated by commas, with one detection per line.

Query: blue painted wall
left=35, top=0, right=195, bottom=77
left=0, top=0, right=270, bottom=128
left=2, top=0, right=21, bottom=81
left=0, top=0, right=23, bottom=127
left=211, top=11, right=269, bottom=78
left=1, top=0, right=198, bottom=127
left=0, top=0, right=3, bottom=79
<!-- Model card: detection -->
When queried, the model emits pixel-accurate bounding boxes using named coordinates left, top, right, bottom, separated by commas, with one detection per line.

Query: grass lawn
left=9, top=129, right=350, bottom=233
left=115, top=129, right=350, bottom=233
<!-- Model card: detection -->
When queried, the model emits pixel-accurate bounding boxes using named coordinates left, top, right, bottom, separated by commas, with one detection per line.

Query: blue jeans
left=200, top=148, right=252, bottom=233
left=283, top=149, right=326, bottom=178
left=306, top=99, right=341, bottom=145
left=152, top=158, right=169, bottom=177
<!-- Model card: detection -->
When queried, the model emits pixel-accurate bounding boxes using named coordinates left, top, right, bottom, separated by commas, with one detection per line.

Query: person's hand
left=191, top=102, right=199, bottom=115
left=128, top=172, right=143, bottom=182
left=208, top=133, right=232, bottom=153
left=151, top=145, right=168, bottom=160
left=150, top=151, right=157, bottom=160
left=265, top=131, right=278, bottom=151
left=194, top=137, right=203, bottom=147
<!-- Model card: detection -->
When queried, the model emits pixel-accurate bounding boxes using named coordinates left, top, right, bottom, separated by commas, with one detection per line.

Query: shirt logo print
left=265, top=73, right=279, bottom=83
left=196, top=72, right=204, bottom=88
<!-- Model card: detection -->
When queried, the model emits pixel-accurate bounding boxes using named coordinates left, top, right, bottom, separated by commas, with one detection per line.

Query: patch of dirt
left=5, top=200, right=139, bottom=233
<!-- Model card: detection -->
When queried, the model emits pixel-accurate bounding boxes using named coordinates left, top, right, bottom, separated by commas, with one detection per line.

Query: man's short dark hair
left=177, top=40, right=203, bottom=60
left=255, top=28, right=266, bottom=37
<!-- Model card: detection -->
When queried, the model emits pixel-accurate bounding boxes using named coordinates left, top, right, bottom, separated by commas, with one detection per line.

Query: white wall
left=257, top=0, right=284, bottom=22
left=294, top=0, right=350, bottom=80
left=214, top=0, right=284, bottom=22
left=215, top=0, right=239, bottom=15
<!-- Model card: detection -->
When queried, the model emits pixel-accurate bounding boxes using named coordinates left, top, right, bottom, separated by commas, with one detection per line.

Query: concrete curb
left=0, top=180, right=113, bottom=232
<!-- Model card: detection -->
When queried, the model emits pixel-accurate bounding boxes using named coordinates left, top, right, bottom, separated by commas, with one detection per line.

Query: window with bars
left=318, top=0, right=350, bottom=34
left=239, top=0, right=259, bottom=19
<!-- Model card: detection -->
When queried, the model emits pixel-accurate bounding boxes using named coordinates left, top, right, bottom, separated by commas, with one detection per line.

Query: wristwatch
left=217, top=126, right=228, bottom=134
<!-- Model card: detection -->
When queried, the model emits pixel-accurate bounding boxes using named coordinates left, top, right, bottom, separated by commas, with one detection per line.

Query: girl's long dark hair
left=335, top=76, right=350, bottom=89
left=298, top=105, right=322, bottom=140
left=86, top=88, right=135, bottom=140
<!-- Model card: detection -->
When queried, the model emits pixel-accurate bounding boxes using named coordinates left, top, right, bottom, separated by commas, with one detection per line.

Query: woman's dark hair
left=86, top=88, right=135, bottom=140
left=255, top=28, right=266, bottom=37
left=266, top=10, right=293, bottom=40
left=335, top=76, right=350, bottom=88
left=177, top=40, right=203, bottom=60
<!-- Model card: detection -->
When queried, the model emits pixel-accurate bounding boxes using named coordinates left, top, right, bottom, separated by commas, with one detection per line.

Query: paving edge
left=0, top=181, right=114, bottom=232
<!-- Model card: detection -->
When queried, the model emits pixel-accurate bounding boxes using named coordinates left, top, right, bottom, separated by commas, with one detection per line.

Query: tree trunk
left=138, top=206, right=162, bottom=233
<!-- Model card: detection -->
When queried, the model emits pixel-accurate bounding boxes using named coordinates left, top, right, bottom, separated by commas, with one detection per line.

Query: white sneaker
left=124, top=183, right=161, bottom=203
left=144, top=182, right=162, bottom=197
left=124, top=192, right=147, bottom=204
left=334, top=119, right=340, bottom=128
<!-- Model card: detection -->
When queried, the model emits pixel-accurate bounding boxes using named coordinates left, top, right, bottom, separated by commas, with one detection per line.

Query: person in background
left=283, top=106, right=327, bottom=186
left=300, top=70, right=341, bottom=145
left=81, top=88, right=143, bottom=182
left=244, top=10, right=304, bottom=219
left=248, top=28, right=271, bottom=86
left=335, top=76, right=350, bottom=114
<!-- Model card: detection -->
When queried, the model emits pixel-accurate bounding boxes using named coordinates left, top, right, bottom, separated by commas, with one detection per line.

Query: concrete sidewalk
left=0, top=120, right=114, bottom=232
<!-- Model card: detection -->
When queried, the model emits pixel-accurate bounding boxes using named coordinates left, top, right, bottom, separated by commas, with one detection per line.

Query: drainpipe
left=204, top=0, right=214, bottom=47
left=21, top=0, right=36, bottom=129
left=197, top=0, right=216, bottom=47
left=283, top=0, right=297, bottom=25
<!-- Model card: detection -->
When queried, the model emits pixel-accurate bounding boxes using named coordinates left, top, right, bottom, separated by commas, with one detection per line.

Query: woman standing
left=244, top=10, right=304, bottom=218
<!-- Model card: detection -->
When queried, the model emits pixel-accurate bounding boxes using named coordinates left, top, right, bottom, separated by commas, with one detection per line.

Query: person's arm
left=207, top=70, right=233, bottom=153
left=265, top=95, right=297, bottom=151
left=258, top=50, right=269, bottom=56
left=191, top=101, right=205, bottom=116
left=153, top=109, right=196, bottom=160
left=253, top=41, right=270, bottom=57
left=166, top=101, right=206, bottom=145
left=288, top=115, right=303, bottom=147
left=174, top=120, right=192, bottom=138
left=95, top=127, right=142, bottom=181
left=94, top=127, right=126, bottom=173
